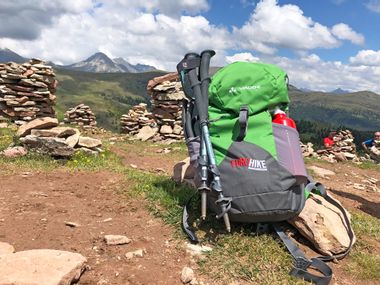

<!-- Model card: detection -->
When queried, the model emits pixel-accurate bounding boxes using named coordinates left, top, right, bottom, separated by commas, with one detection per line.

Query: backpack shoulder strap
left=273, top=223, right=332, bottom=285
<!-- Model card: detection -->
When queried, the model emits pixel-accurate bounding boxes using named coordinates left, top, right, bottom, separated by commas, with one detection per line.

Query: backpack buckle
left=293, top=256, right=312, bottom=270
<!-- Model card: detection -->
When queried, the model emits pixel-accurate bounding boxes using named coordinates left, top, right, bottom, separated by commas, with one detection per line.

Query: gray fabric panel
left=186, top=136, right=200, bottom=164
left=208, top=141, right=305, bottom=222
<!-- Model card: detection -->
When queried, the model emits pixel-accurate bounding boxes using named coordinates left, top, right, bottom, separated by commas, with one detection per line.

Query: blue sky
left=1, top=0, right=380, bottom=93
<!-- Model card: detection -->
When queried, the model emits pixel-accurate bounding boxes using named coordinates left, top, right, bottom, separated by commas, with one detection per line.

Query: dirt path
left=0, top=145, right=379, bottom=285
left=0, top=170, right=204, bottom=285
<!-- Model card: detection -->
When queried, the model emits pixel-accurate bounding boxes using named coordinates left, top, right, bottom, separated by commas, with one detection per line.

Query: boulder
left=16, top=117, right=58, bottom=137
left=77, top=136, right=102, bottom=148
left=136, top=126, right=158, bottom=141
left=20, top=135, right=74, bottom=157
left=0, top=249, right=86, bottom=285
left=289, top=193, right=355, bottom=256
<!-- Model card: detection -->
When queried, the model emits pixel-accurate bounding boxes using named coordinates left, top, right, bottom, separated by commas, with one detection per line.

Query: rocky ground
left=0, top=140, right=379, bottom=285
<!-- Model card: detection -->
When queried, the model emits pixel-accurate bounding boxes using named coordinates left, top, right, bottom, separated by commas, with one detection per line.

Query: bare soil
left=0, top=145, right=379, bottom=285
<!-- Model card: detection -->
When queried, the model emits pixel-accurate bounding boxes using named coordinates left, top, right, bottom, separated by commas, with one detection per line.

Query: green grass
left=351, top=211, right=380, bottom=241
left=0, top=127, right=14, bottom=151
left=343, top=211, right=380, bottom=280
left=55, top=68, right=166, bottom=131
left=121, top=168, right=309, bottom=284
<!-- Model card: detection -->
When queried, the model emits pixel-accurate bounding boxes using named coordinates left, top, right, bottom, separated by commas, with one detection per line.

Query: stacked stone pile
left=316, top=130, right=359, bottom=163
left=120, top=103, right=155, bottom=135
left=63, top=104, right=97, bottom=129
left=300, top=142, right=317, bottom=157
left=0, top=59, right=57, bottom=125
left=148, top=73, right=185, bottom=141
left=0, top=117, right=103, bottom=158
left=120, top=72, right=186, bottom=142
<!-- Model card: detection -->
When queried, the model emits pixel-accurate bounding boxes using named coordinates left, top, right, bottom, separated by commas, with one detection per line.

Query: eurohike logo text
left=230, top=157, right=267, bottom=171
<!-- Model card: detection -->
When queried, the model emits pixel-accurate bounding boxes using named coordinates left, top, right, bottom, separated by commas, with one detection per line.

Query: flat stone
left=65, top=129, right=80, bottom=148
left=135, top=126, right=158, bottom=141
left=160, top=125, right=173, bottom=134
left=0, top=249, right=87, bottom=285
left=77, top=136, right=102, bottom=148
left=31, top=127, right=77, bottom=138
left=104, top=235, right=131, bottom=246
left=0, top=122, right=8, bottom=128
left=307, top=166, right=336, bottom=178
left=16, top=117, right=58, bottom=137
left=0, top=242, right=15, bottom=256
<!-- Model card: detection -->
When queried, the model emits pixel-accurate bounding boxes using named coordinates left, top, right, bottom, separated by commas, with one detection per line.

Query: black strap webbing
left=274, top=223, right=332, bottom=285
left=236, top=105, right=249, bottom=141
left=182, top=193, right=199, bottom=244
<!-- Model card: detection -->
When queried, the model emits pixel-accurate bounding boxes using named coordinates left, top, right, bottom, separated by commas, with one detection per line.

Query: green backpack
left=177, top=51, right=354, bottom=285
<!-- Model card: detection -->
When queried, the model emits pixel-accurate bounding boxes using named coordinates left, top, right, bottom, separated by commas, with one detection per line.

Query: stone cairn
left=120, top=72, right=185, bottom=142
left=120, top=103, right=155, bottom=135
left=0, top=59, right=57, bottom=125
left=63, top=104, right=97, bottom=129
left=301, top=130, right=360, bottom=163
left=0, top=117, right=103, bottom=158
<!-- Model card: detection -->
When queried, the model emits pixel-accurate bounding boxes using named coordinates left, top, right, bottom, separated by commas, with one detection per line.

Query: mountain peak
left=0, top=48, right=27, bottom=63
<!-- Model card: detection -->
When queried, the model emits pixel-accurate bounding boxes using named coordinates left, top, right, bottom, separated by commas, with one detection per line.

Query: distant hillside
left=55, top=68, right=166, bottom=130
left=289, top=89, right=380, bottom=131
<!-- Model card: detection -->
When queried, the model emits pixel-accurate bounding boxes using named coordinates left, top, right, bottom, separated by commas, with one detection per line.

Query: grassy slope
left=289, top=90, right=380, bottom=131
left=54, top=68, right=380, bottom=132
left=55, top=68, right=166, bottom=131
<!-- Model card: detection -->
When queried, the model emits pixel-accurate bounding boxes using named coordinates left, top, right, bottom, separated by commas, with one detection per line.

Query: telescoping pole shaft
left=199, top=50, right=231, bottom=232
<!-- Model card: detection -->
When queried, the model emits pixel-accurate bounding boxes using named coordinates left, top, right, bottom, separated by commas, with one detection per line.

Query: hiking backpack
left=176, top=50, right=354, bottom=285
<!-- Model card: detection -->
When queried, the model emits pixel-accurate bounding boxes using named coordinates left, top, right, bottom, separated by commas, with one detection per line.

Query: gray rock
left=78, top=136, right=102, bottom=148
left=20, top=135, right=74, bottom=157
left=0, top=249, right=87, bottom=285
left=104, top=235, right=131, bottom=245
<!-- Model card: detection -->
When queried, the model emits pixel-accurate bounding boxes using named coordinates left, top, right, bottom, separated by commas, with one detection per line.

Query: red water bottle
left=272, top=107, right=296, bottom=129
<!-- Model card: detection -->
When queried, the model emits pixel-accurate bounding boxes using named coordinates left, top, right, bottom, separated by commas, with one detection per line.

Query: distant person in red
left=323, top=131, right=336, bottom=148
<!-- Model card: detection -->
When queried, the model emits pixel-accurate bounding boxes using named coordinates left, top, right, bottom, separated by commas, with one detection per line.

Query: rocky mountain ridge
left=0, top=48, right=156, bottom=73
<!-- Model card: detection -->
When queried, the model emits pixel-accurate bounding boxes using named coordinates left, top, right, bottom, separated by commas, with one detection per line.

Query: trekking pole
left=199, top=50, right=231, bottom=232
left=177, top=53, right=210, bottom=220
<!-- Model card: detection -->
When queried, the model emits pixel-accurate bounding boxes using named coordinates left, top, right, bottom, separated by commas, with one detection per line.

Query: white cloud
left=349, top=50, right=380, bottom=66
left=365, top=0, right=380, bottom=13
left=226, top=52, right=260, bottom=63
left=267, top=54, right=380, bottom=93
left=0, top=0, right=375, bottom=94
left=233, top=0, right=340, bottom=53
left=332, top=23, right=365, bottom=45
